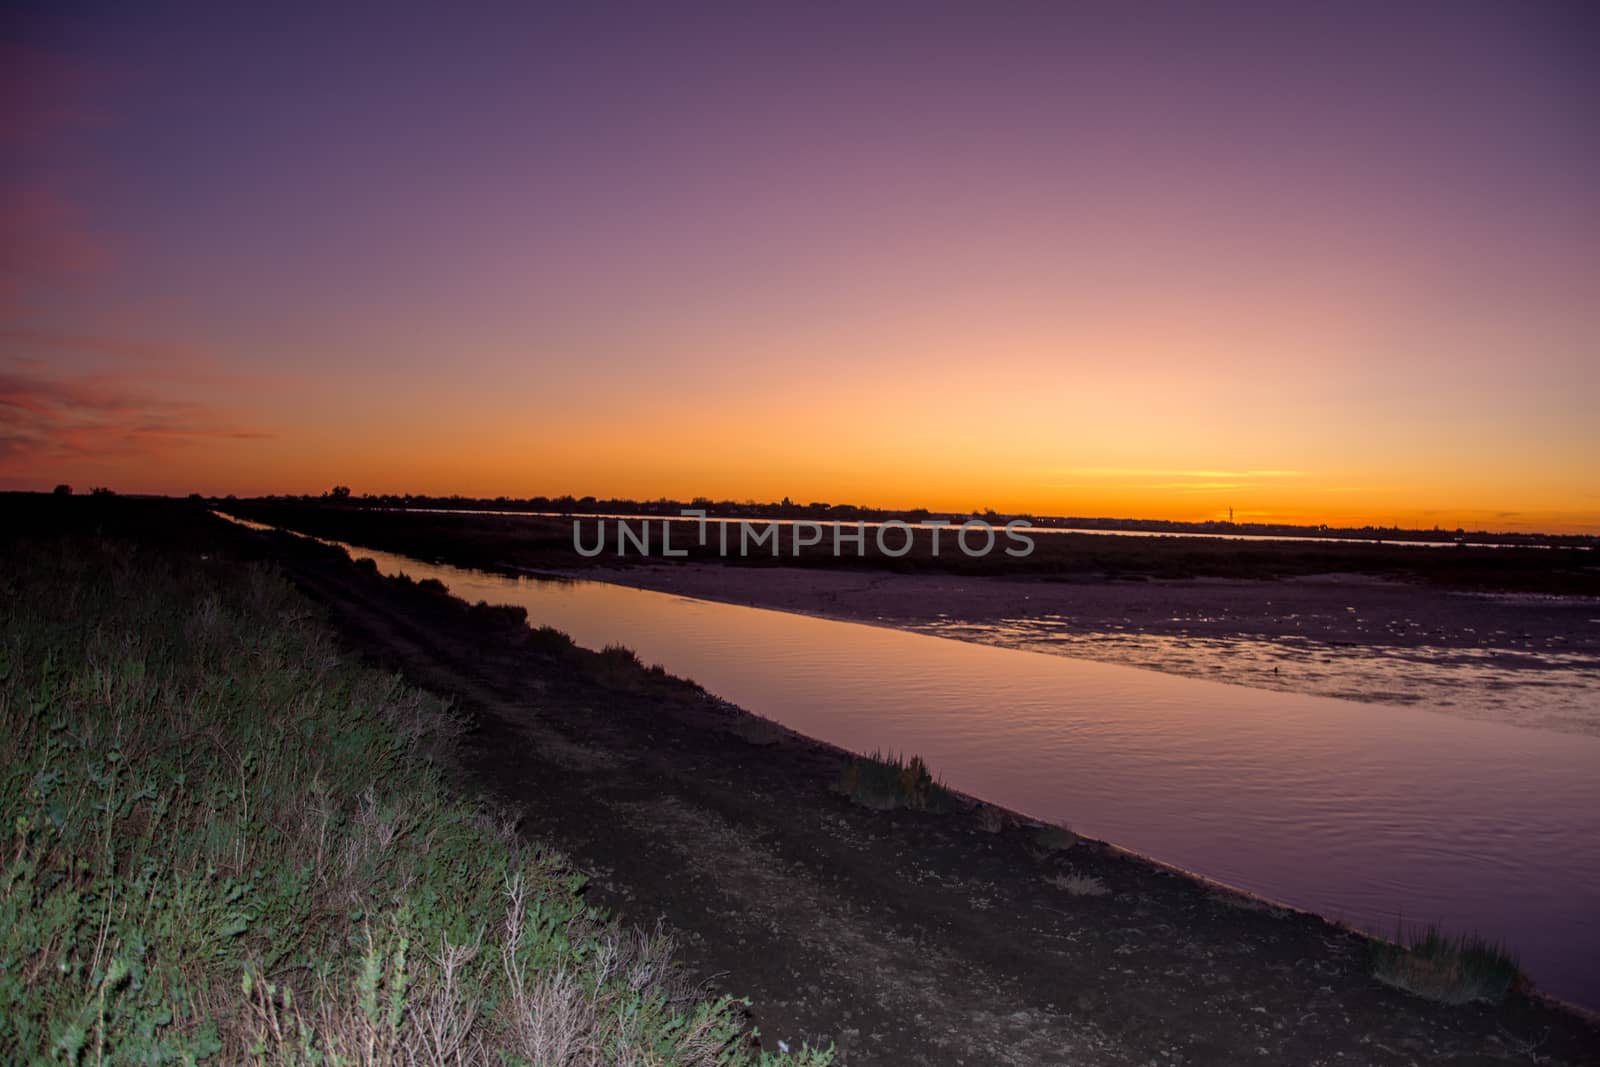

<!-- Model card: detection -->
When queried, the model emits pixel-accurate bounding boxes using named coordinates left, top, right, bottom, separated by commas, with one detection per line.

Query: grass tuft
left=1045, top=872, right=1109, bottom=897
left=1370, top=923, right=1523, bottom=1005
left=833, top=751, right=955, bottom=812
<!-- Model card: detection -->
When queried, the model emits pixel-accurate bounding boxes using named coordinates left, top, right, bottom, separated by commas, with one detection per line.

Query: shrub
left=582, top=644, right=649, bottom=690
left=527, top=624, right=576, bottom=655
left=834, top=751, right=954, bottom=812
left=465, top=599, right=528, bottom=630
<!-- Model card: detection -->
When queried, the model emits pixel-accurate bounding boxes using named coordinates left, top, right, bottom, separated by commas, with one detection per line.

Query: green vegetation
left=833, top=752, right=954, bottom=812
left=0, top=535, right=828, bottom=1064
left=1370, top=924, right=1522, bottom=1006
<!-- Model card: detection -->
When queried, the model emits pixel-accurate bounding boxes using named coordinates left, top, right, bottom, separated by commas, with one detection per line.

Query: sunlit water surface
left=252, top=524, right=1600, bottom=1008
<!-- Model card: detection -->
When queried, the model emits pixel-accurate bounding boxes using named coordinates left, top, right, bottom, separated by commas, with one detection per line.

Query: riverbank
left=161, top=501, right=1600, bottom=1062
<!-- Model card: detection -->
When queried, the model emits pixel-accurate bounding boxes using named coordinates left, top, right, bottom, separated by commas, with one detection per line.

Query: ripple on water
left=911, top=618, right=1600, bottom=737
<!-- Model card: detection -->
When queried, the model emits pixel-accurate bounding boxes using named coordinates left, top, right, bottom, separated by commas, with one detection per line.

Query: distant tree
left=90, top=487, right=115, bottom=497
left=53, top=484, right=72, bottom=496
left=328, top=485, right=352, bottom=500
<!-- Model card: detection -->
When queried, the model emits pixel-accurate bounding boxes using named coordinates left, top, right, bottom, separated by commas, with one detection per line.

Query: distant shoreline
left=199, top=497, right=1600, bottom=597
left=230, top=494, right=1600, bottom=547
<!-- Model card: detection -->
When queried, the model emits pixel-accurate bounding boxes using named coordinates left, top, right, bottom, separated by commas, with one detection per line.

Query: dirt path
left=270, top=535, right=1600, bottom=1066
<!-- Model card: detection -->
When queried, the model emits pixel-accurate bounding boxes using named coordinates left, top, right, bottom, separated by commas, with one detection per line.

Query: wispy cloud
left=0, top=362, right=271, bottom=469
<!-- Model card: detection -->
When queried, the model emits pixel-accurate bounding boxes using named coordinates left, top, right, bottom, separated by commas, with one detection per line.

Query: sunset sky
left=3, top=4, right=1596, bottom=531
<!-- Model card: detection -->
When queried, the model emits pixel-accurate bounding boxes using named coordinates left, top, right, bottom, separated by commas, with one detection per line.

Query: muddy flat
left=569, top=562, right=1596, bottom=648
left=236, top=519, right=1600, bottom=1065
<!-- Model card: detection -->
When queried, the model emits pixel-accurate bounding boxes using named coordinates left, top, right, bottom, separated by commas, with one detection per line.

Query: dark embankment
left=224, top=499, right=1600, bottom=595
left=0, top=496, right=827, bottom=1064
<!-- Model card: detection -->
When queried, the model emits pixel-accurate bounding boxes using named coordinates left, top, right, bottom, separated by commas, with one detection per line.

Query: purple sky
left=4, top=3, right=1596, bottom=529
